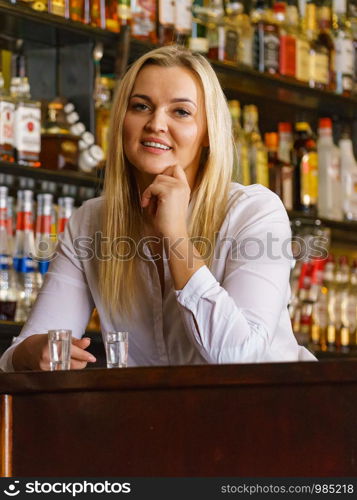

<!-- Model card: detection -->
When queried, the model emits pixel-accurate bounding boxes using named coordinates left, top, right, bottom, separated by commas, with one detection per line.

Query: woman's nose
left=144, top=110, right=168, bottom=133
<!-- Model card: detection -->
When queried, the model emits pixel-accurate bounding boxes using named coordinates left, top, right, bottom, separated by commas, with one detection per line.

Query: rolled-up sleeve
left=0, top=204, right=95, bottom=372
left=175, top=188, right=295, bottom=363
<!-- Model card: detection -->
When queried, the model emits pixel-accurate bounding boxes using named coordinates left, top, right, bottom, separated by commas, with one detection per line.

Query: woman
left=0, top=45, right=315, bottom=371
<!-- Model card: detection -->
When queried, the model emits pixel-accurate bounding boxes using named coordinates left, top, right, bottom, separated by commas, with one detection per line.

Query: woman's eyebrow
left=130, top=94, right=197, bottom=107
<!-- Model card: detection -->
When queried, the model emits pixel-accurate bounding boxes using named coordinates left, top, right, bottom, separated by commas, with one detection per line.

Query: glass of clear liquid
left=104, top=331, right=128, bottom=368
left=48, top=329, right=72, bottom=371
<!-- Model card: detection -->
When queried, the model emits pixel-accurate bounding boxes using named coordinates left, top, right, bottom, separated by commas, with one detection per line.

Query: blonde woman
left=1, top=45, right=315, bottom=371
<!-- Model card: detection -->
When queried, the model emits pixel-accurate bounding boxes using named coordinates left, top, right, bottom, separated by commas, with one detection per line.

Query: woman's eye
left=132, top=102, right=149, bottom=111
left=174, top=108, right=191, bottom=117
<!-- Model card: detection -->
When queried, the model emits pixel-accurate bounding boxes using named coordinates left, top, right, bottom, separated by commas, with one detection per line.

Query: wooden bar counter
left=0, top=361, right=356, bottom=477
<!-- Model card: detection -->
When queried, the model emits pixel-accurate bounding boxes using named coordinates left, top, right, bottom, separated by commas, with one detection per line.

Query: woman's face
left=123, top=65, right=208, bottom=188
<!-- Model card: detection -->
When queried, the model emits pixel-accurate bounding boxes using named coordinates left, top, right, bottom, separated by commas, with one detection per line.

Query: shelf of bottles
left=0, top=0, right=118, bottom=47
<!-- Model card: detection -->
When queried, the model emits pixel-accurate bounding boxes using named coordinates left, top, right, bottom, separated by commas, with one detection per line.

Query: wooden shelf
left=130, top=39, right=357, bottom=119
left=0, top=160, right=104, bottom=189
left=288, top=210, right=357, bottom=246
left=0, top=0, right=118, bottom=49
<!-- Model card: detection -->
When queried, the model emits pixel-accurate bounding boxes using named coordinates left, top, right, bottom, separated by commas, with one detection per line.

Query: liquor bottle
left=305, top=0, right=329, bottom=89
left=48, top=0, right=69, bottom=17
left=278, top=123, right=295, bottom=206
left=206, top=0, right=225, bottom=61
left=118, top=0, right=132, bottom=29
left=310, top=256, right=328, bottom=350
left=274, top=1, right=296, bottom=78
left=0, top=69, right=15, bottom=163
left=11, top=76, right=41, bottom=167
left=339, top=256, right=355, bottom=351
left=35, top=193, right=54, bottom=276
left=265, top=131, right=294, bottom=209
left=223, top=2, right=242, bottom=64
left=342, top=258, right=357, bottom=348
left=332, top=255, right=350, bottom=350
left=339, top=130, right=357, bottom=220
left=293, top=1, right=310, bottom=83
left=350, top=2, right=357, bottom=95
left=158, top=0, right=175, bottom=45
left=295, top=260, right=314, bottom=346
left=13, top=190, right=38, bottom=322
left=265, top=131, right=283, bottom=195
left=317, top=117, right=342, bottom=221
left=0, top=186, right=17, bottom=321
left=70, top=0, right=90, bottom=23
left=57, top=196, right=74, bottom=233
left=228, top=100, right=250, bottom=185
left=189, top=0, right=209, bottom=54
left=95, top=77, right=113, bottom=157
left=252, top=0, right=280, bottom=75
left=333, top=0, right=354, bottom=96
left=291, top=121, right=318, bottom=214
left=131, top=0, right=157, bottom=43
left=105, top=0, right=119, bottom=32
left=278, top=121, right=293, bottom=163
left=90, top=0, right=105, bottom=29
left=244, top=105, right=269, bottom=187
left=317, top=2, right=336, bottom=91
left=174, top=0, right=192, bottom=45
left=7, top=195, right=14, bottom=241
left=228, top=1, right=253, bottom=66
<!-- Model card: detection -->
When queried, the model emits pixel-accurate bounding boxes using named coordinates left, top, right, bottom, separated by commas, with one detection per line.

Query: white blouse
left=0, top=183, right=316, bottom=371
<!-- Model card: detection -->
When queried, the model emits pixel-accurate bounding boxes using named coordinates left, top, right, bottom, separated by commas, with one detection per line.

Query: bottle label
left=314, top=301, right=328, bottom=329
left=132, top=0, right=156, bottom=37
left=15, top=105, right=41, bottom=154
left=159, top=0, right=174, bottom=25
left=174, top=0, right=192, bottom=31
left=256, top=150, right=269, bottom=187
left=264, top=32, right=280, bottom=72
left=343, top=171, right=357, bottom=217
left=296, top=38, right=310, bottom=82
left=241, top=37, right=253, bottom=67
left=281, top=166, right=293, bottom=210
left=118, top=1, right=132, bottom=20
left=279, top=34, right=296, bottom=77
left=335, top=36, right=354, bottom=76
left=310, top=52, right=329, bottom=85
left=225, top=29, right=239, bottom=62
left=0, top=101, right=15, bottom=147
left=301, top=151, right=318, bottom=206
left=51, top=0, right=65, bottom=16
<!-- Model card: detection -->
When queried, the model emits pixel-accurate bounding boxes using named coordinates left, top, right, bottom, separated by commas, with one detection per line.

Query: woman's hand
left=141, top=165, right=191, bottom=238
left=12, top=334, right=96, bottom=371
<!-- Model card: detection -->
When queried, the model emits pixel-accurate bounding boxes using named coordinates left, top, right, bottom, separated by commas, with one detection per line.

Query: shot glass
left=48, top=329, right=72, bottom=371
left=104, top=331, right=128, bottom=368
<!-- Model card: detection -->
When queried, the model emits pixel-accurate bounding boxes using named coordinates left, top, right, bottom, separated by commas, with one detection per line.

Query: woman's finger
left=70, top=359, right=88, bottom=370
left=70, top=344, right=96, bottom=363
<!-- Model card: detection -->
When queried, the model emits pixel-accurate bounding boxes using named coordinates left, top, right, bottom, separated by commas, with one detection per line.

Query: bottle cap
left=89, top=145, right=104, bottom=163
left=82, top=131, right=95, bottom=146
left=70, top=122, right=86, bottom=136
left=318, top=117, right=332, bottom=129
left=66, top=111, right=80, bottom=125
left=64, top=102, right=75, bottom=114
left=264, top=132, right=278, bottom=149
left=278, top=122, right=292, bottom=133
left=295, top=122, right=309, bottom=131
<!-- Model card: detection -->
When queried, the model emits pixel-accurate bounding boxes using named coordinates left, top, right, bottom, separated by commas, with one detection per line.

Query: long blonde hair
left=100, top=45, right=233, bottom=317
